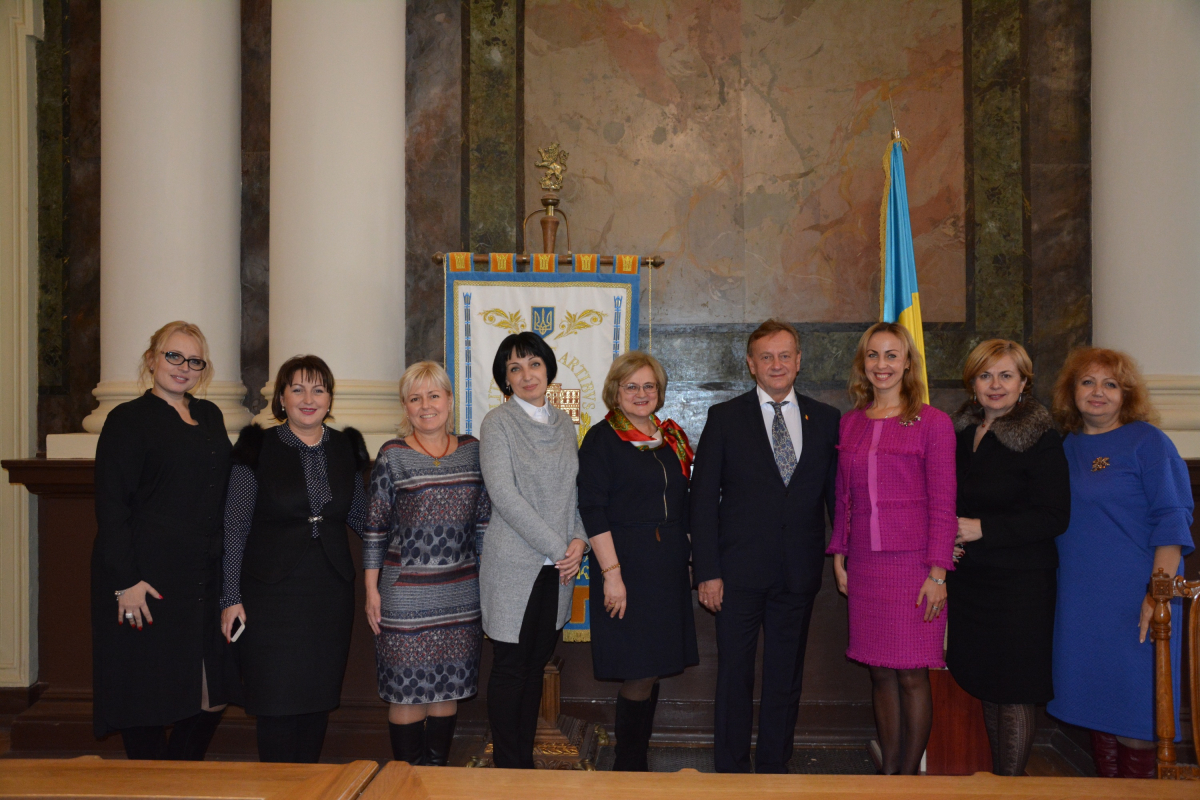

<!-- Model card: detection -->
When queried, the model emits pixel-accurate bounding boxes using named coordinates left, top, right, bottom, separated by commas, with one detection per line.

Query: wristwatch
left=927, top=575, right=946, bottom=585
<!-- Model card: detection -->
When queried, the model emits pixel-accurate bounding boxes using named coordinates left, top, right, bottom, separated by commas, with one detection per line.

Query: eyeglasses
left=162, top=351, right=207, bottom=371
left=620, top=382, right=658, bottom=395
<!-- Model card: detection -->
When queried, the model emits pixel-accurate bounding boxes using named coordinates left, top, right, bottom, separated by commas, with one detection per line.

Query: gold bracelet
left=602, top=563, right=621, bottom=574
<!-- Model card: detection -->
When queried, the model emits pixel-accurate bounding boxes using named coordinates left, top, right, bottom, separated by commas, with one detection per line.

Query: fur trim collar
left=952, top=396, right=1054, bottom=453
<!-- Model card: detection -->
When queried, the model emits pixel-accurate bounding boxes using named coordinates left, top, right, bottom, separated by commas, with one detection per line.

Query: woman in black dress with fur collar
left=947, top=340, right=1070, bottom=776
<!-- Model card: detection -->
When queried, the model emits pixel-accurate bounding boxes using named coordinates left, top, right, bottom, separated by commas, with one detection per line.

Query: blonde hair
left=601, top=351, right=668, bottom=413
left=962, top=339, right=1033, bottom=399
left=1052, top=347, right=1159, bottom=433
left=137, top=321, right=213, bottom=395
left=848, top=322, right=926, bottom=422
left=396, top=361, right=455, bottom=437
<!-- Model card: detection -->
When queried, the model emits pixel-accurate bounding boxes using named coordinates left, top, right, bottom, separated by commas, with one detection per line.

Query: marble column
left=1092, top=0, right=1200, bottom=457
left=254, top=0, right=406, bottom=445
left=81, top=0, right=248, bottom=434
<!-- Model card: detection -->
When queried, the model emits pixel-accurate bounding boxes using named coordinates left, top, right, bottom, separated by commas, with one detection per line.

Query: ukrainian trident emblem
left=531, top=307, right=555, bottom=338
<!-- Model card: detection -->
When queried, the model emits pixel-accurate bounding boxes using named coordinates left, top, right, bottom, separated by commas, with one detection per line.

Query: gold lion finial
left=536, top=142, right=569, bottom=191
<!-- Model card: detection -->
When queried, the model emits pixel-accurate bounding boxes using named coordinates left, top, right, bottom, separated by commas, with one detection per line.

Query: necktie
left=769, top=401, right=797, bottom=485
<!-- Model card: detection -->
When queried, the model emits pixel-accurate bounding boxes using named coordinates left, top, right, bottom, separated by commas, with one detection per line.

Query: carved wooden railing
left=1151, top=567, right=1200, bottom=779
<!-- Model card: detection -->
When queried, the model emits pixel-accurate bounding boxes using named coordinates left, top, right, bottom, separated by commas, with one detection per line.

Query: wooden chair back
left=1151, top=567, right=1200, bottom=779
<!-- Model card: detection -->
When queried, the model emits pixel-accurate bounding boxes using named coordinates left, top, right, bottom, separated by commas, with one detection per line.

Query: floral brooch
left=898, top=414, right=922, bottom=427
left=1091, top=457, right=1110, bottom=472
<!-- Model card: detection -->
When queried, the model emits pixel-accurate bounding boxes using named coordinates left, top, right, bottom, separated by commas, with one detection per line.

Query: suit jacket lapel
left=745, top=389, right=786, bottom=487
left=793, top=395, right=816, bottom=480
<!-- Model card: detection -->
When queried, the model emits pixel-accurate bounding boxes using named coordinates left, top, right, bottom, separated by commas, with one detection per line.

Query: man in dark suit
left=690, top=319, right=839, bottom=773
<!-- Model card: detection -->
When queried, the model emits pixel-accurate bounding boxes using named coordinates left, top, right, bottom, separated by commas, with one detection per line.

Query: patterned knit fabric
left=363, top=435, right=491, bottom=704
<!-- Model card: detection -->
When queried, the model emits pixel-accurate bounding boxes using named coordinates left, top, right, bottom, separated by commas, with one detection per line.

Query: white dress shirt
left=511, top=394, right=555, bottom=564
left=757, top=385, right=803, bottom=461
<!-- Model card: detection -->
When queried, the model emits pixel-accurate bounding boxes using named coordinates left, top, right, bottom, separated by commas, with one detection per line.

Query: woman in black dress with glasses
left=92, top=321, right=232, bottom=760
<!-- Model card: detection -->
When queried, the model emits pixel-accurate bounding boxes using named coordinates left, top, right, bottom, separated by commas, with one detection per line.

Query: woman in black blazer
left=947, top=340, right=1070, bottom=776
left=220, top=355, right=368, bottom=763
left=92, top=321, right=232, bottom=760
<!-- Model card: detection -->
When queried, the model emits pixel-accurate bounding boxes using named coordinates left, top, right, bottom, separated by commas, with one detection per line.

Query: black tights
left=981, top=702, right=1035, bottom=776
left=120, top=709, right=225, bottom=761
left=619, top=677, right=658, bottom=702
left=256, top=711, right=330, bottom=763
left=869, top=666, right=931, bottom=775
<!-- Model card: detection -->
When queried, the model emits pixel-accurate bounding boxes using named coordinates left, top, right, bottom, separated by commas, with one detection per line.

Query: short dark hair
left=747, top=319, right=801, bottom=355
left=271, top=354, right=336, bottom=422
left=492, top=332, right=558, bottom=396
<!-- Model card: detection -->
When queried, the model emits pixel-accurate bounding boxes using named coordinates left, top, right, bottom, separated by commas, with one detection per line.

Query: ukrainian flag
left=879, top=133, right=929, bottom=402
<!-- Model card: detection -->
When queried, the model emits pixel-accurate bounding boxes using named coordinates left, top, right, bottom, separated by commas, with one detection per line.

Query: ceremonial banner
left=446, top=269, right=639, bottom=642
left=530, top=253, right=558, bottom=273
left=880, top=135, right=930, bottom=401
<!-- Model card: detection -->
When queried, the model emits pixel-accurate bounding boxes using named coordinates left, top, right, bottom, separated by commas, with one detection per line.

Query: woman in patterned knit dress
left=826, top=322, right=957, bottom=775
left=363, top=361, right=490, bottom=766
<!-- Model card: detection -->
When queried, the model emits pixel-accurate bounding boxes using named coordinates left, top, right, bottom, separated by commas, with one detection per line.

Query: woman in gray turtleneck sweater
left=478, top=332, right=587, bottom=769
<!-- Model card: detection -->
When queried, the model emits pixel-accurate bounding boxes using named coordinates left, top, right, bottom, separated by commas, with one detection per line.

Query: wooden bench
left=359, top=761, right=1200, bottom=799
left=0, top=756, right=378, bottom=799
left=1151, top=567, right=1200, bottom=779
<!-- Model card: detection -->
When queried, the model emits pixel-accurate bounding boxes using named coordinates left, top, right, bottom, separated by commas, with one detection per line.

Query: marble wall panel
left=468, top=0, right=522, bottom=253
left=241, top=0, right=271, bottom=414
left=1027, top=0, right=1090, bottom=401
left=36, top=0, right=66, bottom=392
left=524, top=0, right=966, bottom=325
left=37, top=0, right=102, bottom=452
left=406, top=0, right=465, bottom=365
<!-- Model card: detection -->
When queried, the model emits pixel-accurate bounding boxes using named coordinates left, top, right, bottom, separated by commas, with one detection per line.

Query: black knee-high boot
left=424, top=714, right=457, bottom=766
left=613, top=692, right=656, bottom=772
left=389, top=720, right=426, bottom=764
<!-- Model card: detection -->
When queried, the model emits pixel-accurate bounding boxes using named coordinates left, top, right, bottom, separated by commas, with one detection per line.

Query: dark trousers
left=488, top=565, right=561, bottom=769
left=256, top=711, right=329, bottom=763
left=713, top=581, right=815, bottom=773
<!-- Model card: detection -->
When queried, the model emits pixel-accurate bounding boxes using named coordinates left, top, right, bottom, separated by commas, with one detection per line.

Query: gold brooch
left=1091, top=457, right=1110, bottom=472
left=898, top=414, right=922, bottom=427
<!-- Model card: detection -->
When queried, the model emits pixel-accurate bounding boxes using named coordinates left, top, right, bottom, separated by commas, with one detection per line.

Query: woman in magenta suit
left=826, top=322, right=957, bottom=775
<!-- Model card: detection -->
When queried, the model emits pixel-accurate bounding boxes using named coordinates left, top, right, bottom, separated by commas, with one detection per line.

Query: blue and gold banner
left=445, top=265, right=641, bottom=643
left=564, top=559, right=591, bottom=642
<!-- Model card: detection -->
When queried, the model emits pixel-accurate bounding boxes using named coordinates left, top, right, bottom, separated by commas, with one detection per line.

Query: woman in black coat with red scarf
left=947, top=340, right=1070, bottom=776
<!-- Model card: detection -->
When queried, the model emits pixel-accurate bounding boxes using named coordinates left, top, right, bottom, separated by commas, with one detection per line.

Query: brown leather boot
left=1117, top=741, right=1158, bottom=779
left=1090, top=731, right=1119, bottom=778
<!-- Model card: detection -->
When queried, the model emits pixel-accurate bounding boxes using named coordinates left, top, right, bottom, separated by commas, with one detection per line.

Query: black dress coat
left=226, top=424, right=367, bottom=717
left=945, top=398, right=1070, bottom=704
left=577, top=421, right=699, bottom=680
left=91, top=391, right=233, bottom=736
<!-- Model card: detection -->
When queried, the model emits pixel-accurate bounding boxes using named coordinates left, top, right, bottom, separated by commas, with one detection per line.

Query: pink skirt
left=845, top=534, right=946, bottom=669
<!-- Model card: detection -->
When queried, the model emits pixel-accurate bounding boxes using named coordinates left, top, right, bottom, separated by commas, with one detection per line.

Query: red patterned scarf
left=605, top=408, right=693, bottom=477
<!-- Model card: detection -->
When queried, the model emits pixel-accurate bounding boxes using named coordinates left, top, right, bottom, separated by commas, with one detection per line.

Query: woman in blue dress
left=1048, top=347, right=1194, bottom=779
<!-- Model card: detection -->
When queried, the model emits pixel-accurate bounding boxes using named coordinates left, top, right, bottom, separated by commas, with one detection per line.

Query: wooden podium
left=468, top=655, right=606, bottom=770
